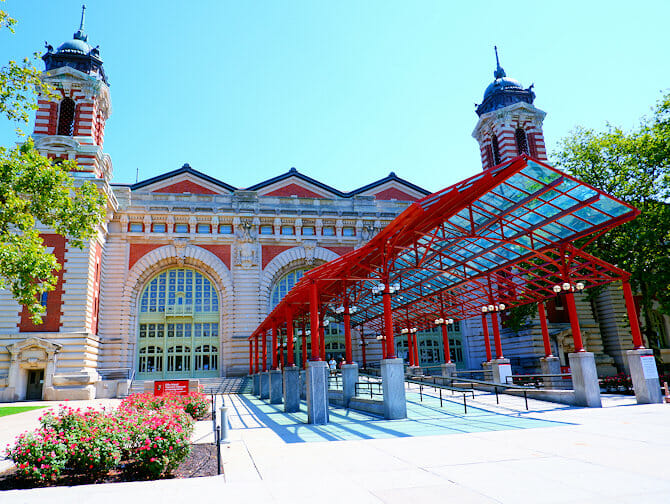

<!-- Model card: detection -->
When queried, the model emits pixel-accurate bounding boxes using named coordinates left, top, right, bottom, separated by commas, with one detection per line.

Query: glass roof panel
left=479, top=192, right=513, bottom=211
left=521, top=161, right=562, bottom=184
left=552, top=194, right=579, bottom=210
left=557, top=214, right=591, bottom=232
left=573, top=206, right=609, bottom=225
left=592, top=196, right=631, bottom=217
left=566, top=185, right=598, bottom=201
left=543, top=222, right=573, bottom=238
left=534, top=203, right=563, bottom=219
left=493, top=183, right=528, bottom=203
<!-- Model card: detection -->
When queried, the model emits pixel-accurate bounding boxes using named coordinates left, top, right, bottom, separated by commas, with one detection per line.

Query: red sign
left=154, top=380, right=189, bottom=396
left=560, top=366, right=571, bottom=380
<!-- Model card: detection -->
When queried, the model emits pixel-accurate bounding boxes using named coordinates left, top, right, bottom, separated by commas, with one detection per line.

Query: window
left=57, top=98, right=76, bottom=136
left=196, top=224, right=210, bottom=234
left=342, top=226, right=355, bottom=237
left=40, top=291, right=48, bottom=307
left=259, top=225, right=273, bottom=235
left=219, top=224, right=233, bottom=234
left=302, top=226, right=315, bottom=236
left=175, top=223, right=189, bottom=233
left=138, top=346, right=163, bottom=373
left=281, top=225, right=294, bottom=235
left=152, top=223, right=166, bottom=233
left=491, top=134, right=501, bottom=165
left=270, top=268, right=308, bottom=310
left=322, top=226, right=335, bottom=236
left=515, top=127, right=529, bottom=155
left=129, top=223, right=143, bottom=232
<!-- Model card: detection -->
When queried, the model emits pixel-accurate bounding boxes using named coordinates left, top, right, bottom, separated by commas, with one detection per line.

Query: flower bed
left=4, top=391, right=209, bottom=485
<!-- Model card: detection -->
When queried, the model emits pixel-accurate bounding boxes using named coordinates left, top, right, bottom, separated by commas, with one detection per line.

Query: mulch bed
left=0, top=443, right=220, bottom=490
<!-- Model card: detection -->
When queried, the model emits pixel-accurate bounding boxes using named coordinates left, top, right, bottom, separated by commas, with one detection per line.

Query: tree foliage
left=554, top=92, right=670, bottom=349
left=0, top=5, right=105, bottom=322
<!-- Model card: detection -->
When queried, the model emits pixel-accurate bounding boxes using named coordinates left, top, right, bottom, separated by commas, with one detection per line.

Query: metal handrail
left=448, top=376, right=534, bottom=410
left=506, top=373, right=572, bottom=388
left=355, top=381, right=383, bottom=399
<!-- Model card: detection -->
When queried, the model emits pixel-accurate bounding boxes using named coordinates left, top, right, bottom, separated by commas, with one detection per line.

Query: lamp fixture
left=553, top=281, right=586, bottom=294
left=481, top=303, right=507, bottom=313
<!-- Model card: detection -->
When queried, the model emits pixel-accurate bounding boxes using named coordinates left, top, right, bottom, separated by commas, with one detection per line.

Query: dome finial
left=494, top=45, right=506, bottom=79
left=73, top=4, right=88, bottom=42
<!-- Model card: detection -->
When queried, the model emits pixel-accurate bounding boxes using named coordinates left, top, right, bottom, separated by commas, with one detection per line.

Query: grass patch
left=0, top=406, right=47, bottom=417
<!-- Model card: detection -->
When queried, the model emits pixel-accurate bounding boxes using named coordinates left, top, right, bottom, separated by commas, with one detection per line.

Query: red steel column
left=249, top=341, right=253, bottom=374
left=564, top=292, right=585, bottom=352
left=441, top=323, right=452, bottom=363
left=254, top=335, right=259, bottom=373
left=413, top=333, right=420, bottom=367
left=482, top=314, right=492, bottom=362
left=538, top=302, right=553, bottom=357
left=262, top=330, right=268, bottom=371
left=309, top=281, right=320, bottom=360
left=491, top=311, right=503, bottom=359
left=301, top=322, right=307, bottom=368
left=406, top=331, right=413, bottom=366
left=622, top=280, right=645, bottom=349
left=343, top=298, right=353, bottom=364
left=383, top=287, right=396, bottom=359
left=271, top=323, right=278, bottom=370
left=286, top=313, right=295, bottom=366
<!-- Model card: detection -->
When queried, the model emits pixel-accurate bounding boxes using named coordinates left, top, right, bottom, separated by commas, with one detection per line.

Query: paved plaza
left=1, top=385, right=669, bottom=503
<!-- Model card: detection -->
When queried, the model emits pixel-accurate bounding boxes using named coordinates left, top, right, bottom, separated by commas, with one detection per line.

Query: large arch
left=119, top=245, right=234, bottom=376
left=259, top=245, right=340, bottom=318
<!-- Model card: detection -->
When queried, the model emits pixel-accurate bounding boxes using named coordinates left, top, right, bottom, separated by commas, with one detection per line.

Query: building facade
left=0, top=21, right=667, bottom=402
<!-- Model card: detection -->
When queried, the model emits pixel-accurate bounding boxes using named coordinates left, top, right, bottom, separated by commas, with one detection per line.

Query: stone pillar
left=252, top=373, right=260, bottom=396
left=626, top=349, right=662, bottom=404
left=491, top=358, right=512, bottom=385
left=381, top=358, right=407, bottom=420
left=441, top=362, right=456, bottom=379
left=283, top=366, right=300, bottom=412
left=540, top=356, right=563, bottom=389
left=300, top=370, right=306, bottom=400
left=260, top=371, right=270, bottom=400
left=406, top=366, right=421, bottom=377
left=341, top=363, right=358, bottom=408
left=269, top=369, right=283, bottom=404
left=569, top=352, right=602, bottom=407
left=306, top=360, right=329, bottom=424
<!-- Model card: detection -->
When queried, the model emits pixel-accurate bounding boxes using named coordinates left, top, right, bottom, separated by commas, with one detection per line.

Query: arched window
left=515, top=127, right=529, bottom=155
left=270, top=268, right=308, bottom=309
left=137, top=268, right=220, bottom=378
left=57, top=98, right=76, bottom=136
left=491, top=134, right=501, bottom=165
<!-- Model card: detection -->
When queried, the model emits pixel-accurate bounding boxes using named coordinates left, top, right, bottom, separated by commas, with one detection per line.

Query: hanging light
left=552, top=285, right=562, bottom=294
left=562, top=282, right=571, bottom=291
left=576, top=282, right=585, bottom=291
left=488, top=304, right=495, bottom=312
left=482, top=306, right=488, bottom=313
left=400, top=328, right=408, bottom=334
left=498, top=303, right=506, bottom=311
left=447, top=318, right=454, bottom=325
left=434, top=318, right=444, bottom=325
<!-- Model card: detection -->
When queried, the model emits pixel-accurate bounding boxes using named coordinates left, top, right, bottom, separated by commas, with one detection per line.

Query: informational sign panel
left=154, top=379, right=189, bottom=396
left=560, top=366, right=571, bottom=380
left=640, top=356, right=659, bottom=379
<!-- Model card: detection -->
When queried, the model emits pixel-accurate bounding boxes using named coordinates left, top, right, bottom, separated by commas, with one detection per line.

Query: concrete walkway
left=1, top=387, right=669, bottom=503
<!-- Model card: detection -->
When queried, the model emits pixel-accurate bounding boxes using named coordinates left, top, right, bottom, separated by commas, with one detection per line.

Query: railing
left=98, top=367, right=133, bottom=380
left=355, top=378, right=383, bottom=399
left=506, top=373, right=572, bottom=388
left=405, top=376, right=474, bottom=414
left=328, top=373, right=342, bottom=390
left=165, top=304, right=194, bottom=316
left=447, top=376, right=534, bottom=410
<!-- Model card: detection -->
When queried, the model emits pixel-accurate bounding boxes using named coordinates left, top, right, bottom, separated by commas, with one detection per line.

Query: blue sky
left=1, top=0, right=668, bottom=193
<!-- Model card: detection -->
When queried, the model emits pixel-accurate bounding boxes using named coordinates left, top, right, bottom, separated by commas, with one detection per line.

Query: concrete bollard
left=220, top=406, right=230, bottom=444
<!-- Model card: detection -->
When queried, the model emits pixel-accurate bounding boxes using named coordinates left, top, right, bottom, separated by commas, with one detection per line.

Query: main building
left=1, top=15, right=667, bottom=401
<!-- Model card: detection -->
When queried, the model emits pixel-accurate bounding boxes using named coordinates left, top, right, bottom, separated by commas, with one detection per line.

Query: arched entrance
left=136, top=267, right=220, bottom=379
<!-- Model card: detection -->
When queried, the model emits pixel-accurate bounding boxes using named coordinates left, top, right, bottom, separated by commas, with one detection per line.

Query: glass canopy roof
left=252, top=156, right=638, bottom=337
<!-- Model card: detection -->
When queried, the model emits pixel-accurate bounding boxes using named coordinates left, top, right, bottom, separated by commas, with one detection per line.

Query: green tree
left=0, top=5, right=105, bottom=322
left=554, top=92, right=670, bottom=352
